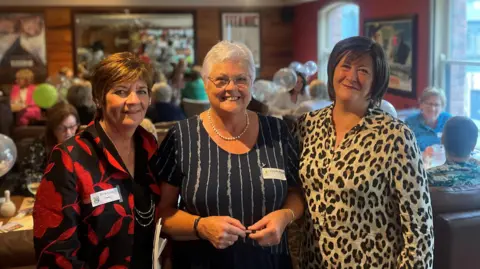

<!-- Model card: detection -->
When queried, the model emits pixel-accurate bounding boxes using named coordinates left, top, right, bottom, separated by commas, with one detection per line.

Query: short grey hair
left=419, top=86, right=447, bottom=108
left=201, top=40, right=256, bottom=82
left=151, top=82, right=172, bottom=103
left=309, top=79, right=329, bottom=100
left=67, top=82, right=95, bottom=108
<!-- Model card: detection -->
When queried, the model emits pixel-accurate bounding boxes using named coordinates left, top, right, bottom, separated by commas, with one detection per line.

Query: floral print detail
left=33, top=122, right=159, bottom=269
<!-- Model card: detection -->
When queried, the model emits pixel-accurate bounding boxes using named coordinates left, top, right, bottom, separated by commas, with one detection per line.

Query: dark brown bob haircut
left=90, top=52, right=154, bottom=119
left=327, top=36, right=390, bottom=106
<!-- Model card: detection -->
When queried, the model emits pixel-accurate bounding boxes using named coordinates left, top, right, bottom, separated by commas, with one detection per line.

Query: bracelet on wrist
left=193, top=216, right=202, bottom=239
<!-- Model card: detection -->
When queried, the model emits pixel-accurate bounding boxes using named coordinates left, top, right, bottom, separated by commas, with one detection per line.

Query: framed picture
left=0, top=13, right=47, bottom=84
left=364, top=15, right=417, bottom=98
left=221, top=12, right=261, bottom=69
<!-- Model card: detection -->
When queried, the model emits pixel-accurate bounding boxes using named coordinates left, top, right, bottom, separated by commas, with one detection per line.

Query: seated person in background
left=405, top=87, right=452, bottom=151
left=247, top=97, right=269, bottom=115
left=181, top=68, right=208, bottom=101
left=10, top=68, right=41, bottom=125
left=428, top=116, right=480, bottom=187
left=146, top=82, right=186, bottom=123
left=66, top=82, right=96, bottom=125
left=140, top=118, right=158, bottom=142
left=268, top=72, right=310, bottom=118
left=18, top=103, right=79, bottom=182
left=294, top=79, right=331, bottom=116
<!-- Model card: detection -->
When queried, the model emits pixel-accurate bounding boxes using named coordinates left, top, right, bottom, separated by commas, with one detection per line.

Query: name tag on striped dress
left=262, top=168, right=286, bottom=181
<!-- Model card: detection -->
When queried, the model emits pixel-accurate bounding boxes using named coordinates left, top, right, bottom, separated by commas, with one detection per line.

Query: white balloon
left=289, top=62, right=302, bottom=72
left=273, top=68, right=297, bottom=91
left=252, top=80, right=281, bottom=103
left=304, top=61, right=318, bottom=77
left=0, top=134, right=17, bottom=177
left=380, top=100, right=397, bottom=117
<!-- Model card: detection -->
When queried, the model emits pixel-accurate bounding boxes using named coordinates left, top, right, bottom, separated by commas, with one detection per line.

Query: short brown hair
left=90, top=52, right=154, bottom=119
left=45, top=103, right=79, bottom=151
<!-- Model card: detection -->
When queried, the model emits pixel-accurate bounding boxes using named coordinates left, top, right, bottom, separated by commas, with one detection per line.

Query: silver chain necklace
left=208, top=109, right=249, bottom=141
left=134, top=197, right=154, bottom=227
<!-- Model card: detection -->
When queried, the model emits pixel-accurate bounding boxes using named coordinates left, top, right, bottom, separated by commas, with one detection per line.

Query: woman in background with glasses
left=405, top=87, right=452, bottom=152
left=18, top=102, right=79, bottom=194
left=155, top=40, right=305, bottom=269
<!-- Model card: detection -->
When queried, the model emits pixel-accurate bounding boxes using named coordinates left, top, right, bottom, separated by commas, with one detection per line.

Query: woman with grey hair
left=294, top=79, right=331, bottom=116
left=155, top=40, right=304, bottom=269
left=405, top=87, right=452, bottom=151
left=66, top=82, right=96, bottom=125
left=146, top=82, right=186, bottom=123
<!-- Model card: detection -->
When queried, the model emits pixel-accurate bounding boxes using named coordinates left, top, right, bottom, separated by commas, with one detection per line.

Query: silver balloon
left=289, top=62, right=302, bottom=72
left=273, top=68, right=297, bottom=92
left=304, top=61, right=318, bottom=76
left=252, top=80, right=280, bottom=103
left=380, top=100, right=397, bottom=117
left=0, top=134, right=17, bottom=177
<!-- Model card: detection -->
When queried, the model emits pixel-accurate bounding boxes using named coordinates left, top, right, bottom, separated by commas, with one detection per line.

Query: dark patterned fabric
left=428, top=158, right=480, bottom=187
left=18, top=137, right=48, bottom=181
left=33, top=121, right=160, bottom=269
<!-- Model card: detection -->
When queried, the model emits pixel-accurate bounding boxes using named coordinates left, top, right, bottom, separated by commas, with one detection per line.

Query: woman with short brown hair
left=34, top=52, right=160, bottom=268
left=19, top=102, right=79, bottom=189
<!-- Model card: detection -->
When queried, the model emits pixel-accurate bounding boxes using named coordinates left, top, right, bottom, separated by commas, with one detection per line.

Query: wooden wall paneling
left=44, top=8, right=74, bottom=76
left=195, top=8, right=221, bottom=66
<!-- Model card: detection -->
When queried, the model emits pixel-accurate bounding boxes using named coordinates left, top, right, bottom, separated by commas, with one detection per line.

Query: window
left=433, top=0, right=480, bottom=121
left=318, top=2, right=359, bottom=82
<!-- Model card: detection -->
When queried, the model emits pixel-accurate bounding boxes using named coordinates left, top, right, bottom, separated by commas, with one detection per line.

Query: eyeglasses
left=56, top=124, right=79, bottom=133
left=423, top=102, right=442, bottom=108
left=208, top=76, right=250, bottom=89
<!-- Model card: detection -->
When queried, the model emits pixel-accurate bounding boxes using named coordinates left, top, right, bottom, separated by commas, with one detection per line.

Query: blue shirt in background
left=405, top=111, right=452, bottom=151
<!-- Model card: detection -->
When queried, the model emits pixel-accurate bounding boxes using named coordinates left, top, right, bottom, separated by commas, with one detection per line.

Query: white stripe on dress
left=216, top=142, right=220, bottom=215
left=184, top=120, right=192, bottom=210
left=205, top=133, right=211, bottom=216
left=227, top=153, right=233, bottom=216
left=260, top=118, right=276, bottom=216
left=192, top=119, right=202, bottom=215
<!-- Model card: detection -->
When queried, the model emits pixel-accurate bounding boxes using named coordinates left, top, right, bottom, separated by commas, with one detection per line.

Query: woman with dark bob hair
left=34, top=52, right=160, bottom=268
left=294, top=36, right=434, bottom=268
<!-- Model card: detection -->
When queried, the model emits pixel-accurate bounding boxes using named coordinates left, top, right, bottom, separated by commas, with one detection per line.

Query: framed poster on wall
left=221, top=12, right=261, bottom=69
left=364, top=15, right=417, bottom=98
left=0, top=13, right=47, bottom=85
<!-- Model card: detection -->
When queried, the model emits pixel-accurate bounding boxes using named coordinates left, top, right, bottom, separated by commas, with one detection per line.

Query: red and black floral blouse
left=33, top=121, right=160, bottom=269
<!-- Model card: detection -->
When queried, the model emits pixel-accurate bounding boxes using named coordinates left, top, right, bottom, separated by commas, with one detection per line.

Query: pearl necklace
left=208, top=109, right=249, bottom=141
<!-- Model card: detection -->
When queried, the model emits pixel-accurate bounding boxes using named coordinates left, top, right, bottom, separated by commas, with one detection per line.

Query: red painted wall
left=293, top=0, right=431, bottom=109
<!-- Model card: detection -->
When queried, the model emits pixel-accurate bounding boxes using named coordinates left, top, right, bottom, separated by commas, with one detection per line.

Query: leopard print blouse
left=294, top=105, right=434, bottom=269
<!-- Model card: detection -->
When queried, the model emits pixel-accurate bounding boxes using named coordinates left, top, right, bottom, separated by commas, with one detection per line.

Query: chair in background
left=182, top=98, right=210, bottom=118
left=430, top=185, right=480, bottom=269
left=154, top=121, right=177, bottom=144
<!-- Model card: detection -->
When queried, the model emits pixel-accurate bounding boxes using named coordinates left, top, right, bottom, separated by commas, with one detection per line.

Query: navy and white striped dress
left=156, top=114, right=299, bottom=269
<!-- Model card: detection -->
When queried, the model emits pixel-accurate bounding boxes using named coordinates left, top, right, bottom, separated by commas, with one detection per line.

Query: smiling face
left=102, top=79, right=150, bottom=131
left=420, top=95, right=443, bottom=122
left=333, top=52, right=374, bottom=107
left=205, top=60, right=252, bottom=115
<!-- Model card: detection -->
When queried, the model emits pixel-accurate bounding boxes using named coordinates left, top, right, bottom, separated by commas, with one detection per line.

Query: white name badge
left=437, top=132, right=442, bottom=138
left=90, top=186, right=122, bottom=207
left=262, top=168, right=286, bottom=181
